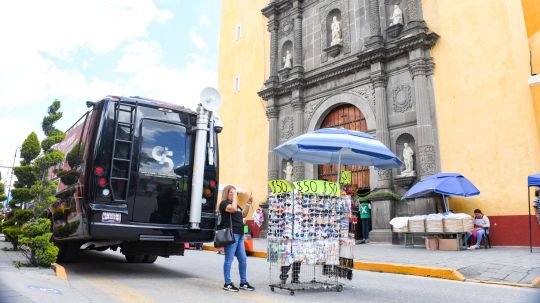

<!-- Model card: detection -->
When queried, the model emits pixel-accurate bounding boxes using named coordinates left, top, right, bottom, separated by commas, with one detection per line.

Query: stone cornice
left=266, top=105, right=279, bottom=119
left=262, top=0, right=293, bottom=17
left=258, top=31, right=439, bottom=100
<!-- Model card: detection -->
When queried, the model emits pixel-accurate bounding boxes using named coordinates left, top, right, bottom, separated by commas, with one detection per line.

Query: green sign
left=340, top=170, right=352, bottom=185
left=293, top=180, right=340, bottom=196
left=268, top=180, right=293, bottom=194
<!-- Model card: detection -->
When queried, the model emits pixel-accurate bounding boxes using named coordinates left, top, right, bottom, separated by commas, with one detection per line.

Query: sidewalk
left=206, top=238, right=540, bottom=287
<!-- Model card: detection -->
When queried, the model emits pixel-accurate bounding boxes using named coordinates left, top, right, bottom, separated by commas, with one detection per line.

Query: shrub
left=3, top=226, right=21, bottom=249
left=19, top=219, right=58, bottom=267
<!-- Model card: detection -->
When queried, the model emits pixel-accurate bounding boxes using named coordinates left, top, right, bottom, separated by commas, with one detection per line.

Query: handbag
left=214, top=211, right=235, bottom=248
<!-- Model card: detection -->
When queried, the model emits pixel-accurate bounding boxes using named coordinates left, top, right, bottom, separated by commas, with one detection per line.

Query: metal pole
left=6, top=146, right=20, bottom=207
left=528, top=186, right=532, bottom=253
left=189, top=105, right=209, bottom=230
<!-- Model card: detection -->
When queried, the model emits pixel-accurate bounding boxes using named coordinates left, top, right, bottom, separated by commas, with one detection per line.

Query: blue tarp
left=528, top=174, right=540, bottom=187
left=402, top=173, right=480, bottom=199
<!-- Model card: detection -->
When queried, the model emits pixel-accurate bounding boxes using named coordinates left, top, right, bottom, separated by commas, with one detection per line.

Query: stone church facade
left=258, top=0, right=441, bottom=243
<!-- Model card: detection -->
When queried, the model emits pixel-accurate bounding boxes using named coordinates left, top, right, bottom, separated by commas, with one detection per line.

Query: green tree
left=20, top=132, right=40, bottom=166
left=19, top=218, right=59, bottom=266
left=41, top=100, right=64, bottom=153
left=0, top=182, right=7, bottom=204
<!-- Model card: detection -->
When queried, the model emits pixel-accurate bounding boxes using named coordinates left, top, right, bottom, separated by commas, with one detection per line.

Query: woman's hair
left=474, top=209, right=482, bottom=214
left=222, top=185, right=236, bottom=202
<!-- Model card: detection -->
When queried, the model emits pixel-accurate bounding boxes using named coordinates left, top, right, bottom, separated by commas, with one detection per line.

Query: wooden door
left=317, top=104, right=370, bottom=190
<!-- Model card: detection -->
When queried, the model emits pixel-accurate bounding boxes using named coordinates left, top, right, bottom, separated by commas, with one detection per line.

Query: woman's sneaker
left=239, top=282, right=255, bottom=291
left=223, top=283, right=239, bottom=292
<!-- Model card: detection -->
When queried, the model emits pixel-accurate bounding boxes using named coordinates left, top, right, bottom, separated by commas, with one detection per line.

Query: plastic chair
left=481, top=227, right=491, bottom=248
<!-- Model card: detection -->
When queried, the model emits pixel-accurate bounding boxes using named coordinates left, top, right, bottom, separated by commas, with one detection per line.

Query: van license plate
left=102, top=212, right=121, bottom=223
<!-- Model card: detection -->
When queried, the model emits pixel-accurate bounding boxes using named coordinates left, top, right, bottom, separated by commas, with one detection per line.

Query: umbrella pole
left=336, top=151, right=341, bottom=192
left=529, top=186, right=532, bottom=253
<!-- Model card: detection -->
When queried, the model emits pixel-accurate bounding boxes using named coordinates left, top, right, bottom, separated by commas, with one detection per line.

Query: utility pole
left=6, top=146, right=20, bottom=207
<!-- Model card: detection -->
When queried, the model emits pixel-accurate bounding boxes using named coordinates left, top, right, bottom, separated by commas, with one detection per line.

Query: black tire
left=290, top=291, right=295, bottom=296
left=56, top=241, right=80, bottom=263
left=270, top=287, right=275, bottom=292
left=336, top=285, right=344, bottom=292
left=142, top=255, right=158, bottom=263
left=125, top=255, right=145, bottom=263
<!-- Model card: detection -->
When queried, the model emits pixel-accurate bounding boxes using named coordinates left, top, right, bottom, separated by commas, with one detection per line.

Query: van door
left=132, top=119, right=191, bottom=224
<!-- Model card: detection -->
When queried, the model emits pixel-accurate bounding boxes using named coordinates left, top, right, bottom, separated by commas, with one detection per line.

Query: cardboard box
left=438, top=238, right=459, bottom=251
left=425, top=237, right=439, bottom=250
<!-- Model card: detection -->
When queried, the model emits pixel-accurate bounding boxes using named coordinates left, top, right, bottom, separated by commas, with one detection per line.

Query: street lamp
left=6, top=146, right=21, bottom=208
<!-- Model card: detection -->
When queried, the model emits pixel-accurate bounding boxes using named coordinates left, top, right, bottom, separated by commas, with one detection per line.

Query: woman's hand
left=247, top=192, right=253, bottom=205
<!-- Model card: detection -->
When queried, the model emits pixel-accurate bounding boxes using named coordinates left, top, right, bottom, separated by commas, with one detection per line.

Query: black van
left=49, top=96, right=219, bottom=263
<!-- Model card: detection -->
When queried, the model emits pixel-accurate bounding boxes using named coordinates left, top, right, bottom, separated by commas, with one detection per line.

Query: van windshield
left=138, top=119, right=190, bottom=179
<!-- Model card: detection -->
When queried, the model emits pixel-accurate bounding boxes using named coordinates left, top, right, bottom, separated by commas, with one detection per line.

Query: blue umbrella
left=528, top=173, right=540, bottom=186
left=402, top=173, right=480, bottom=211
left=274, top=128, right=403, bottom=169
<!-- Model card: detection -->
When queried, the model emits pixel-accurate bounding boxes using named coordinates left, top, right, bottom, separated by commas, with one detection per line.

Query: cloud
left=189, top=27, right=209, bottom=51
left=200, top=14, right=210, bottom=26
left=0, top=0, right=174, bottom=108
left=0, top=118, right=35, bottom=169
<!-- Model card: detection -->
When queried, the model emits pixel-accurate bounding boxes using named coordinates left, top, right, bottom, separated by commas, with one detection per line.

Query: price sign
left=340, top=170, right=352, bottom=185
left=268, top=180, right=293, bottom=194
left=293, top=180, right=340, bottom=196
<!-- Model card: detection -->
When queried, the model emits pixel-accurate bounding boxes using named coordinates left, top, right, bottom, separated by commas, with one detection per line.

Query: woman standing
left=219, top=185, right=255, bottom=292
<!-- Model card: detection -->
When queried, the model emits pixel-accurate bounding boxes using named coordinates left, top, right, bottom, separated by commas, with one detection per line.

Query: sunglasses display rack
left=267, top=192, right=355, bottom=296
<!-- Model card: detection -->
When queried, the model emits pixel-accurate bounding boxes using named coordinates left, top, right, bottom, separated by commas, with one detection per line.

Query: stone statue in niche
left=389, top=5, right=403, bottom=26
left=283, top=162, right=294, bottom=182
left=399, top=142, right=415, bottom=177
left=330, top=16, right=343, bottom=46
left=283, top=49, right=292, bottom=69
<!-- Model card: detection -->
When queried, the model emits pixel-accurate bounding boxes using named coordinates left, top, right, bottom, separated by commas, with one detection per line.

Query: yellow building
left=218, top=0, right=540, bottom=246
left=217, top=0, right=270, bottom=214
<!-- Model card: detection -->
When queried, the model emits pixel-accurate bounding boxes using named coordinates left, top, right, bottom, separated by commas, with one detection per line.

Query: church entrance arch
left=317, top=104, right=370, bottom=191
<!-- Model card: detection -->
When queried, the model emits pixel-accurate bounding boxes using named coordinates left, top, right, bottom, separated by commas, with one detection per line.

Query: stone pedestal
left=387, top=23, right=404, bottom=38
left=369, top=198, right=394, bottom=243
left=323, top=43, right=342, bottom=57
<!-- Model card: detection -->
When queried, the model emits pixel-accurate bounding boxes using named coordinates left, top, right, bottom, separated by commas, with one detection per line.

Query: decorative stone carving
left=303, top=100, right=321, bottom=131
left=283, top=161, right=293, bottom=182
left=407, top=0, right=419, bottom=22
left=389, top=5, right=403, bottom=26
left=399, top=143, right=415, bottom=177
left=280, top=116, right=294, bottom=140
left=330, top=16, right=343, bottom=46
left=377, top=169, right=392, bottom=181
left=323, top=44, right=343, bottom=58
left=392, top=84, right=412, bottom=113
left=353, top=85, right=376, bottom=115
left=281, top=18, right=293, bottom=36
left=293, top=163, right=304, bottom=181
left=418, top=145, right=436, bottom=176
left=319, top=1, right=350, bottom=63
left=266, top=105, right=279, bottom=119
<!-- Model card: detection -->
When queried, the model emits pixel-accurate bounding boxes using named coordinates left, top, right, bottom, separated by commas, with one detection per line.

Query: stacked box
left=462, top=217, right=474, bottom=232
left=425, top=219, right=443, bottom=232
left=393, top=225, right=409, bottom=233
left=443, top=218, right=463, bottom=232
left=408, top=218, right=425, bottom=233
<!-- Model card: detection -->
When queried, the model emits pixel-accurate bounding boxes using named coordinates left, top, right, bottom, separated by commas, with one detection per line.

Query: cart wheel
left=336, top=285, right=343, bottom=292
left=270, top=287, right=275, bottom=292
left=290, top=291, right=295, bottom=296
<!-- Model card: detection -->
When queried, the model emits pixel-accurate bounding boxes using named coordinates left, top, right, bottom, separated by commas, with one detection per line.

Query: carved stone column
left=266, top=16, right=279, bottom=85
left=409, top=52, right=436, bottom=179
left=405, top=0, right=427, bottom=33
left=291, top=1, right=303, bottom=75
left=266, top=101, right=280, bottom=181
left=370, top=63, right=392, bottom=190
left=291, top=89, right=304, bottom=180
left=369, top=62, right=394, bottom=243
left=366, top=0, right=383, bottom=48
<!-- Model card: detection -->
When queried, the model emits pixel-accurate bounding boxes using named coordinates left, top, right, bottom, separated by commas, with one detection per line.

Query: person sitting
left=465, top=209, right=490, bottom=250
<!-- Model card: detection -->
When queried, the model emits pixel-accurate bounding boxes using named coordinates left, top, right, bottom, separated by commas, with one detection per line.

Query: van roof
left=104, top=95, right=197, bottom=115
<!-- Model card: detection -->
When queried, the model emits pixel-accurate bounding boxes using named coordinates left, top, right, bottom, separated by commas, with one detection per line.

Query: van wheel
left=143, top=255, right=158, bottom=263
left=125, top=255, right=145, bottom=263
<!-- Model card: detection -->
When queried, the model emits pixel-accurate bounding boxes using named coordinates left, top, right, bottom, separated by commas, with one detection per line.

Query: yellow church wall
left=217, top=0, right=270, bottom=213
left=423, top=0, right=540, bottom=216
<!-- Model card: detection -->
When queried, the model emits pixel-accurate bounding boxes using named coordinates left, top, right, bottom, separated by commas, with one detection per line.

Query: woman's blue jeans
left=223, top=233, right=247, bottom=284
left=465, top=229, right=485, bottom=247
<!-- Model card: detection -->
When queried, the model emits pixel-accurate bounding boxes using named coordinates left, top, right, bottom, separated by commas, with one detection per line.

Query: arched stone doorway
left=317, top=104, right=370, bottom=191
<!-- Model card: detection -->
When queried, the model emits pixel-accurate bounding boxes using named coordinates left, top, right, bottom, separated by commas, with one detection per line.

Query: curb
left=202, top=245, right=538, bottom=287
left=466, top=279, right=536, bottom=288
left=51, top=263, right=67, bottom=280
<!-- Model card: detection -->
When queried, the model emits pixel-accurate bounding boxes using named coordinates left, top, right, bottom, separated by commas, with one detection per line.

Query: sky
left=0, top=0, right=222, bottom=192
